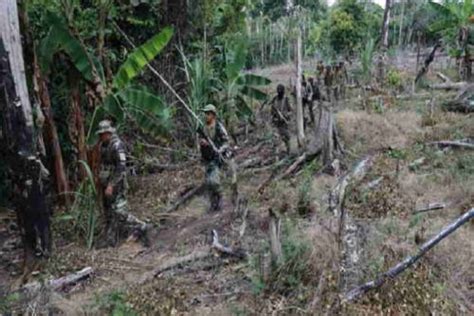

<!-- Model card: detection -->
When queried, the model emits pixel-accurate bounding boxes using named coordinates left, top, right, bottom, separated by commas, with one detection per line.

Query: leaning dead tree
left=0, top=0, right=52, bottom=263
left=258, top=102, right=344, bottom=193
left=344, top=208, right=474, bottom=303
left=415, top=41, right=442, bottom=84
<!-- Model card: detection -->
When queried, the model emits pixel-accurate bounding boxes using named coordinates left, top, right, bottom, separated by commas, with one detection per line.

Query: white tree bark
left=0, top=0, right=33, bottom=128
left=381, top=0, right=392, bottom=49
left=295, top=27, right=305, bottom=148
left=398, top=0, right=405, bottom=47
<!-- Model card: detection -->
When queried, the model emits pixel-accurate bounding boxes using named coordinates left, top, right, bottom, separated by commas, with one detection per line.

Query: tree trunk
left=378, top=0, right=392, bottom=87
left=381, top=0, right=392, bottom=50
left=33, top=54, right=69, bottom=201
left=295, top=27, right=305, bottom=149
left=0, top=0, right=33, bottom=129
left=415, top=41, right=441, bottom=84
left=68, top=71, right=88, bottom=182
left=398, top=0, right=405, bottom=47
left=0, top=0, right=52, bottom=264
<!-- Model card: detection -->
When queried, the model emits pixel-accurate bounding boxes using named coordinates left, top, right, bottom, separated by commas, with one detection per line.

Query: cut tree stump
left=343, top=208, right=474, bottom=303
left=268, top=208, right=282, bottom=267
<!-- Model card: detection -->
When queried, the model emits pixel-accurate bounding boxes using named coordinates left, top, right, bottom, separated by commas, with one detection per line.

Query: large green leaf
left=225, top=42, right=247, bottom=80
left=41, top=12, right=96, bottom=81
left=118, top=85, right=172, bottom=136
left=102, top=94, right=124, bottom=121
left=236, top=74, right=271, bottom=86
left=239, top=86, right=267, bottom=101
left=114, top=27, right=174, bottom=89
left=235, top=95, right=253, bottom=119
left=118, top=85, right=166, bottom=116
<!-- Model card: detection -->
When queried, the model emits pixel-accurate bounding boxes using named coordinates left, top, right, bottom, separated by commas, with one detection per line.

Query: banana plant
left=216, top=40, right=271, bottom=126
left=429, top=0, right=474, bottom=80
left=40, top=11, right=174, bottom=143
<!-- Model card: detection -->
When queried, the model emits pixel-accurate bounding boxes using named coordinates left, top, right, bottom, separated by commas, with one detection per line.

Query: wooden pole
left=295, top=27, right=305, bottom=149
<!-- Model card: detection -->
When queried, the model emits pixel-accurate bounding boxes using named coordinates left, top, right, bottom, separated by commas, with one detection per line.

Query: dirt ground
left=1, top=53, right=473, bottom=315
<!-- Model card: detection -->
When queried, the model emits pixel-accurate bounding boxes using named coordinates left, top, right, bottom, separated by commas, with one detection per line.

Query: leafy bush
left=387, top=69, right=402, bottom=90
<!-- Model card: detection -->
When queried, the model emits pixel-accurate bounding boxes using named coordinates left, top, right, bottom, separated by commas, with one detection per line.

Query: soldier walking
left=97, top=120, right=148, bottom=246
left=198, top=105, right=236, bottom=212
left=262, top=84, right=292, bottom=156
left=324, top=65, right=334, bottom=103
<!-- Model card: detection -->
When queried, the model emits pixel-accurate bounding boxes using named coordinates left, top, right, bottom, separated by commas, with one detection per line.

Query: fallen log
left=413, top=203, right=446, bottom=214
left=436, top=72, right=452, bottom=83
left=212, top=230, right=248, bottom=259
left=442, top=99, right=474, bottom=113
left=329, top=156, right=375, bottom=217
left=258, top=150, right=321, bottom=193
left=428, top=140, right=474, bottom=150
left=22, top=267, right=93, bottom=293
left=151, top=249, right=211, bottom=278
left=343, top=208, right=474, bottom=303
left=237, top=156, right=263, bottom=170
left=163, top=184, right=205, bottom=213
left=429, top=82, right=468, bottom=90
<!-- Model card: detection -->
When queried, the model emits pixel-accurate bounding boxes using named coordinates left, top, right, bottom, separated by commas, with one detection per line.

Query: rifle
left=114, top=23, right=229, bottom=166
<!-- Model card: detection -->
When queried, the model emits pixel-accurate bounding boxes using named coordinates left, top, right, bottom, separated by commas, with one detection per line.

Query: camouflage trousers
left=205, top=159, right=238, bottom=212
left=104, top=192, right=147, bottom=245
left=274, top=123, right=291, bottom=155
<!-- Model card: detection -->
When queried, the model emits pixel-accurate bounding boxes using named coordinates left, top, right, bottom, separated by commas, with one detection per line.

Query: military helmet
left=202, top=104, right=217, bottom=115
left=96, top=120, right=116, bottom=135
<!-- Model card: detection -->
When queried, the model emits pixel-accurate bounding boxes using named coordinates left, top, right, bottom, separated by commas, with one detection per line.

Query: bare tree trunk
left=378, top=0, right=392, bottom=87
left=415, top=41, right=441, bottom=84
left=0, top=0, right=33, bottom=129
left=0, top=0, right=52, bottom=264
left=381, top=0, right=392, bottom=50
left=398, top=0, right=405, bottom=47
left=295, top=27, right=305, bottom=149
left=33, top=55, right=69, bottom=201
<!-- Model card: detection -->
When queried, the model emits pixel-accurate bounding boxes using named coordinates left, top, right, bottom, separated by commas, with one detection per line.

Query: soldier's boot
left=105, top=218, right=119, bottom=247
left=309, top=104, right=315, bottom=125
left=209, top=190, right=223, bottom=212
left=284, top=140, right=291, bottom=156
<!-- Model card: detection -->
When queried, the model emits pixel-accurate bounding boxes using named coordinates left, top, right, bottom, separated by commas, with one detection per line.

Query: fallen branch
left=163, top=184, right=205, bottom=213
left=436, top=72, right=452, bottom=83
left=428, top=140, right=474, bottom=150
left=212, top=230, right=248, bottom=259
left=22, top=267, right=93, bottom=293
left=343, top=208, right=474, bottom=303
left=258, top=150, right=321, bottom=193
left=429, top=82, right=468, bottom=90
left=329, top=156, right=375, bottom=216
left=237, top=156, right=263, bottom=170
left=413, top=203, right=446, bottom=214
left=151, top=249, right=212, bottom=278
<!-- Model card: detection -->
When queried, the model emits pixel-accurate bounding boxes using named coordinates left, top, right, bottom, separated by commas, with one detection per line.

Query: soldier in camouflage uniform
left=262, top=84, right=292, bottom=155
left=198, top=105, right=235, bottom=212
left=324, top=65, right=334, bottom=103
left=302, top=76, right=315, bottom=125
left=316, top=61, right=325, bottom=86
left=97, top=120, right=147, bottom=246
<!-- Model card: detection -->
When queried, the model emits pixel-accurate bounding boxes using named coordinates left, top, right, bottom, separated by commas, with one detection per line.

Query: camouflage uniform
left=269, top=93, right=292, bottom=154
left=324, top=66, right=334, bottom=103
left=302, top=79, right=315, bottom=125
left=98, top=128, right=146, bottom=245
left=199, top=109, right=233, bottom=212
